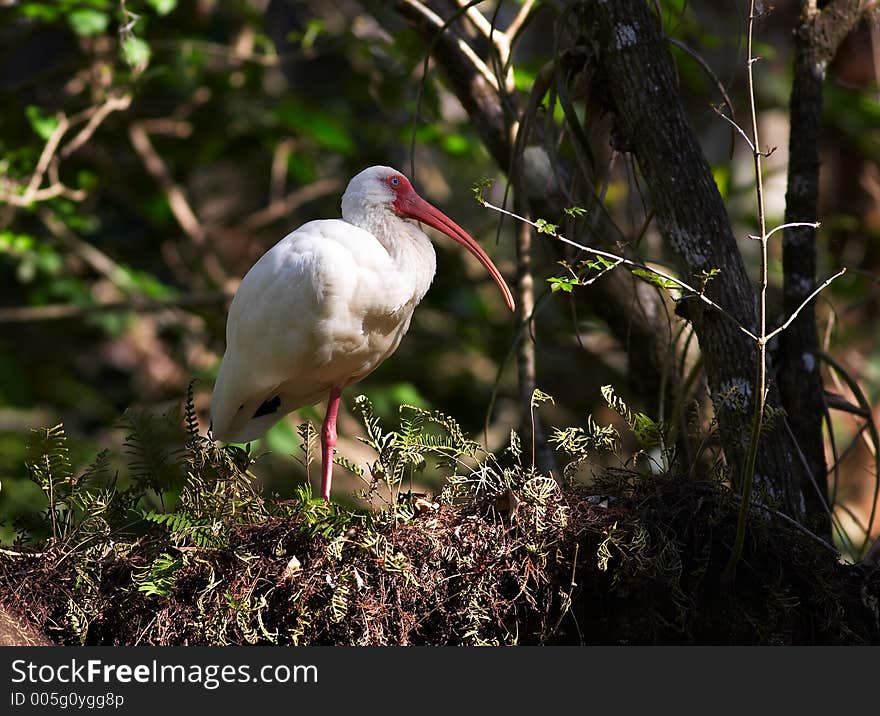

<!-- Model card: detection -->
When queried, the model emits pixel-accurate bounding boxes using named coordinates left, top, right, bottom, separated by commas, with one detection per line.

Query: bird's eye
left=390, top=177, right=400, bottom=186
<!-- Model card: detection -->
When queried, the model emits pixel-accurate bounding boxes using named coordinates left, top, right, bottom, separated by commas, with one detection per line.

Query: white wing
left=210, top=219, right=427, bottom=442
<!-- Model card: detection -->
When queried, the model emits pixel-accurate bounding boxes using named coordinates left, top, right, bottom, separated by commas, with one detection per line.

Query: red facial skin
left=384, top=174, right=515, bottom=312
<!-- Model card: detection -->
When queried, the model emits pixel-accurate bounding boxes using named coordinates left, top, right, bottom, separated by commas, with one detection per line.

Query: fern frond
left=26, top=423, right=74, bottom=493
left=601, top=385, right=664, bottom=450
left=119, top=408, right=187, bottom=493
left=25, top=423, right=74, bottom=540
left=132, top=553, right=183, bottom=597
left=184, top=379, right=200, bottom=440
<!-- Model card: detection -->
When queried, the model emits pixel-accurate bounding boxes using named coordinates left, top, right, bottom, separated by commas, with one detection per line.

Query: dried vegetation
left=1, top=389, right=879, bottom=645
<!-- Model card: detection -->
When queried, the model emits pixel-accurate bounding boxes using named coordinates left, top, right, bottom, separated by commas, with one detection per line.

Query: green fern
left=601, top=385, right=664, bottom=450
left=26, top=423, right=74, bottom=492
left=119, top=408, right=187, bottom=493
left=295, top=421, right=316, bottom=472
left=133, top=553, right=183, bottom=597
left=550, top=417, right=621, bottom=456
left=184, top=379, right=200, bottom=441
left=140, top=509, right=222, bottom=548
left=328, top=573, right=352, bottom=624
left=25, top=423, right=74, bottom=540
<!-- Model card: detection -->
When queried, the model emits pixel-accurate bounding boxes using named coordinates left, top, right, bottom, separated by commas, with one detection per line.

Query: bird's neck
left=346, top=210, right=436, bottom=296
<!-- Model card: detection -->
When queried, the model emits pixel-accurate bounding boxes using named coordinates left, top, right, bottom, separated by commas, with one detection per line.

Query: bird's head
left=342, top=165, right=515, bottom=312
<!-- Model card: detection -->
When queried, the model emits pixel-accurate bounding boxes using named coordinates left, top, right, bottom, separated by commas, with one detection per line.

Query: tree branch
left=0, top=292, right=230, bottom=324
left=128, top=121, right=228, bottom=287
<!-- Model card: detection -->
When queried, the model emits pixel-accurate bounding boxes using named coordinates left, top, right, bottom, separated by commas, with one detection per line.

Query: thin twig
left=1, top=183, right=86, bottom=206
left=712, top=106, right=755, bottom=153
left=764, top=220, right=819, bottom=241
left=781, top=414, right=858, bottom=556
left=819, top=350, right=880, bottom=558
left=723, top=0, right=769, bottom=584
left=22, top=114, right=70, bottom=204
left=128, top=123, right=206, bottom=245
left=400, top=0, right=501, bottom=91
left=235, top=177, right=343, bottom=233
left=504, top=0, right=536, bottom=46
left=40, top=209, right=135, bottom=292
left=765, top=268, right=847, bottom=343
left=60, top=94, right=132, bottom=158
left=269, top=138, right=296, bottom=204
left=746, top=497, right=840, bottom=556
left=0, top=292, right=230, bottom=324
left=667, top=36, right=737, bottom=144
left=128, top=121, right=227, bottom=286
left=0, top=548, right=46, bottom=558
left=478, top=198, right=759, bottom=341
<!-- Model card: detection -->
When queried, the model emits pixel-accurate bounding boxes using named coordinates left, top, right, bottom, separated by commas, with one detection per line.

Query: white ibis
left=210, top=165, right=514, bottom=502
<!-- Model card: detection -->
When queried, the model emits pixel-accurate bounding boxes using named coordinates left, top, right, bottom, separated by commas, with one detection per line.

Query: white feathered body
left=210, top=216, right=436, bottom=443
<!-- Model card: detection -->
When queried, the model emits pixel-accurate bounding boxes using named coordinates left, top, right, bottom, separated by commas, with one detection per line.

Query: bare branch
left=61, top=94, right=132, bottom=158
left=765, top=268, right=847, bottom=343
left=824, top=390, right=871, bottom=418
left=504, top=0, right=536, bottom=46
left=1, top=182, right=86, bottom=206
left=0, top=292, right=230, bottom=324
left=128, top=121, right=227, bottom=286
left=235, top=177, right=343, bottom=233
left=479, top=198, right=758, bottom=341
left=456, top=0, right=494, bottom=39
left=399, top=0, right=501, bottom=91
left=135, top=119, right=193, bottom=137
left=40, top=209, right=133, bottom=291
left=0, top=548, right=45, bottom=558
left=270, top=138, right=296, bottom=204
left=128, top=122, right=205, bottom=245
left=667, top=36, right=736, bottom=134
left=17, top=114, right=70, bottom=205
left=712, top=106, right=755, bottom=153
left=765, top=221, right=819, bottom=241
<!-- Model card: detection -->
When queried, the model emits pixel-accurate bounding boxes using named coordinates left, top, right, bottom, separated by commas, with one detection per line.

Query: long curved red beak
left=396, top=192, right=515, bottom=312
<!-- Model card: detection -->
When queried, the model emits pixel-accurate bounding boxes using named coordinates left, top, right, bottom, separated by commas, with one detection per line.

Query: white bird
left=210, top=165, right=514, bottom=502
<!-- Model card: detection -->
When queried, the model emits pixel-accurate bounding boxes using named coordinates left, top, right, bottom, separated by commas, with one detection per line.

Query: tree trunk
left=779, top=0, right=868, bottom=537
left=578, top=0, right=803, bottom=513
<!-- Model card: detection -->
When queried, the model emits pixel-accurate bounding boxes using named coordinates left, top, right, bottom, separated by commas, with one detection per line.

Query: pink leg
left=320, top=386, right=343, bottom=503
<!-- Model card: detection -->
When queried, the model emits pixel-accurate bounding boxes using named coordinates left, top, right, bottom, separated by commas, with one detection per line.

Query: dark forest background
left=0, top=0, right=878, bottom=563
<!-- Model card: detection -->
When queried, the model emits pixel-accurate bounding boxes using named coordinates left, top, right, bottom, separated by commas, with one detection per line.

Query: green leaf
left=440, top=134, right=470, bottom=156
left=25, top=106, right=60, bottom=141
left=300, top=19, right=324, bottom=50
left=534, top=218, right=558, bottom=235
left=18, top=3, right=61, bottom=22
left=122, top=36, right=151, bottom=70
left=513, top=67, right=536, bottom=93
left=631, top=267, right=679, bottom=290
left=68, top=9, right=109, bottom=37
left=580, top=256, right=617, bottom=273
left=548, top=276, right=578, bottom=293
left=601, top=384, right=664, bottom=450
left=631, top=413, right=663, bottom=450
left=471, top=178, right=494, bottom=204
left=711, top=166, right=730, bottom=198
left=564, top=206, right=587, bottom=217
left=696, top=268, right=721, bottom=292
left=147, top=0, right=178, bottom=16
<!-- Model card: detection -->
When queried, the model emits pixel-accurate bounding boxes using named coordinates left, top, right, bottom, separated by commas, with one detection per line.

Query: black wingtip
left=252, top=395, right=282, bottom=419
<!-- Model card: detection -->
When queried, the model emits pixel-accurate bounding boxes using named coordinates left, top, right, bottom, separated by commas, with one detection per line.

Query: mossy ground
left=3, top=469, right=878, bottom=645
